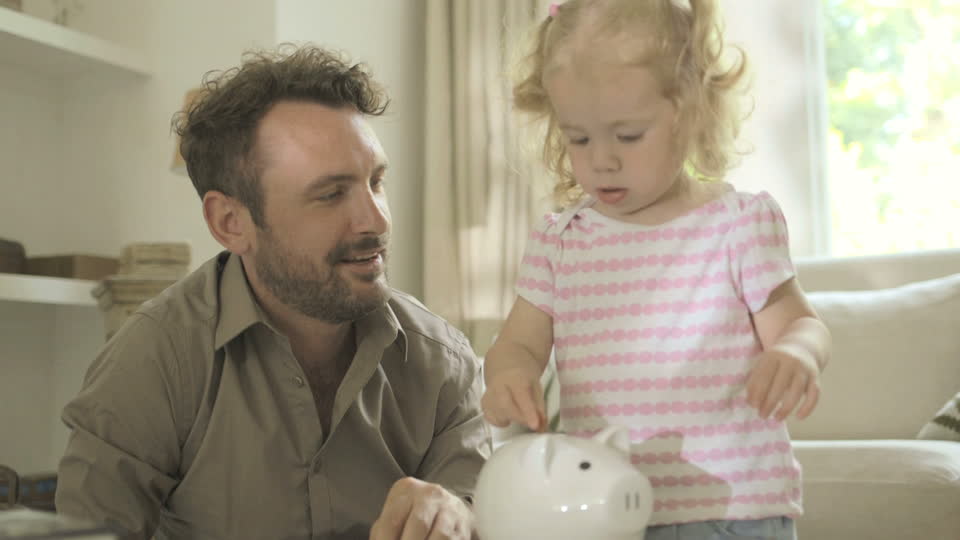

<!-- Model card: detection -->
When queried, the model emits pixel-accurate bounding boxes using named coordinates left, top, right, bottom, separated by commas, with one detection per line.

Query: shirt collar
left=555, top=195, right=597, bottom=231
left=214, top=252, right=263, bottom=350
left=357, top=294, right=407, bottom=361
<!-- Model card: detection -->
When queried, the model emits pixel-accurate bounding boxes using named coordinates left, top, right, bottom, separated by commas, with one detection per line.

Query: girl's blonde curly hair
left=513, top=0, right=748, bottom=208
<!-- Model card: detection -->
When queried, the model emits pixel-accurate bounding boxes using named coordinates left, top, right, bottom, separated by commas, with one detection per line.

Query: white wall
left=0, top=302, right=56, bottom=473
left=2, top=0, right=277, bottom=264
left=0, top=62, right=65, bottom=255
left=276, top=0, right=427, bottom=298
left=723, top=1, right=826, bottom=257
left=0, top=301, right=102, bottom=474
left=65, top=0, right=277, bottom=266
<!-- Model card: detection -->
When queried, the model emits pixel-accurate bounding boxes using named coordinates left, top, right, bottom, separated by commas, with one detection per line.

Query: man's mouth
left=329, top=235, right=389, bottom=272
left=342, top=251, right=382, bottom=264
left=340, top=250, right=385, bottom=275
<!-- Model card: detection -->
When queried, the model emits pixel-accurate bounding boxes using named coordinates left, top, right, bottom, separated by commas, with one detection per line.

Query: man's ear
left=203, top=191, right=254, bottom=255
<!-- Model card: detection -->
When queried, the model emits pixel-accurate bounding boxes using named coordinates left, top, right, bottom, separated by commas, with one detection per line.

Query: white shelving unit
left=0, top=5, right=148, bottom=476
left=0, top=7, right=151, bottom=77
left=0, top=272, right=97, bottom=306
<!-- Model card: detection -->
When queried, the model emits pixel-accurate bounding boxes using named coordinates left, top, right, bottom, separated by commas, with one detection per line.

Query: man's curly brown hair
left=171, top=44, right=389, bottom=227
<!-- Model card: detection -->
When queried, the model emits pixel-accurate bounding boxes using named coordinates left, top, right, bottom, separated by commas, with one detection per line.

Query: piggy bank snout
left=607, top=473, right=654, bottom=532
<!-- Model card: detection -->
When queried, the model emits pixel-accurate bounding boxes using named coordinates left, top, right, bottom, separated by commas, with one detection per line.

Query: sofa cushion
left=788, top=273, right=960, bottom=440
left=793, top=440, right=960, bottom=540
left=918, top=391, right=960, bottom=441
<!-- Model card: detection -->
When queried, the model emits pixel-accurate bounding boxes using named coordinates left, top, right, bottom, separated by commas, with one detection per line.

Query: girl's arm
left=482, top=297, right=555, bottom=431
left=747, top=277, right=832, bottom=421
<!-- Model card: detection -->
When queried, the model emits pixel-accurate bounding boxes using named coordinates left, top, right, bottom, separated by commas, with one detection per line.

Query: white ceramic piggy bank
left=474, top=425, right=653, bottom=540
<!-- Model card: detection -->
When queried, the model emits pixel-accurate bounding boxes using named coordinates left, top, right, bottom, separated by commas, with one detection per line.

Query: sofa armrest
left=793, top=440, right=960, bottom=540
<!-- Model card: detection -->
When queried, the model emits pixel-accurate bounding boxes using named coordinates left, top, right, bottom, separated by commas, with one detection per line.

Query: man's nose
left=349, top=187, right=390, bottom=235
left=590, top=142, right=621, bottom=173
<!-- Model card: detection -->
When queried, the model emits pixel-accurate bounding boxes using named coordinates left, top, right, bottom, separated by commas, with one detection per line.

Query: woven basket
left=118, top=242, right=190, bottom=277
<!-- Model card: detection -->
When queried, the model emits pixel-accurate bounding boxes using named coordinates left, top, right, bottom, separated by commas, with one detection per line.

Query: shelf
left=0, top=272, right=97, bottom=306
left=0, top=7, right=151, bottom=77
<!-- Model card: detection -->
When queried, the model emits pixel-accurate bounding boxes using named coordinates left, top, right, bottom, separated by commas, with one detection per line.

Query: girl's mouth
left=596, top=187, right=627, bottom=205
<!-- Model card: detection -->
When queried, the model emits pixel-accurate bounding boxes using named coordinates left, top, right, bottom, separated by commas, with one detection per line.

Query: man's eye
left=618, top=133, right=645, bottom=143
left=371, top=177, right=386, bottom=191
left=318, top=190, right=343, bottom=202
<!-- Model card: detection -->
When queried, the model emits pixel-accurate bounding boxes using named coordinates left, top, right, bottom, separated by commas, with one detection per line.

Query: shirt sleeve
left=515, top=214, right=562, bottom=317
left=56, top=314, right=184, bottom=540
left=727, top=191, right=797, bottom=313
left=416, top=332, right=491, bottom=501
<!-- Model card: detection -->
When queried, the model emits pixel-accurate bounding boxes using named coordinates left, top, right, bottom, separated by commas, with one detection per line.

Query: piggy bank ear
left=592, top=425, right=631, bottom=455
left=522, top=434, right=556, bottom=476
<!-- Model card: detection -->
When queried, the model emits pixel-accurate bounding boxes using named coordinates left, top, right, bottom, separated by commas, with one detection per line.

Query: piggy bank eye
left=579, top=461, right=591, bottom=471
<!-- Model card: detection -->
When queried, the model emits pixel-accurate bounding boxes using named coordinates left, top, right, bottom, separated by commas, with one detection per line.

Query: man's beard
left=254, top=229, right=391, bottom=324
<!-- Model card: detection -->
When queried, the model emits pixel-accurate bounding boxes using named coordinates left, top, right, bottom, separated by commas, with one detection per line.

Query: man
left=55, top=44, right=490, bottom=540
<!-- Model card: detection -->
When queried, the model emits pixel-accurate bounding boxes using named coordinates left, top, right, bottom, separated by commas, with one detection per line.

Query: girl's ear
left=669, top=97, right=685, bottom=131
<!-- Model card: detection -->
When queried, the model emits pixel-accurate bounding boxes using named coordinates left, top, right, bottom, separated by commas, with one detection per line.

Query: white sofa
left=495, top=248, right=960, bottom=539
left=788, top=248, right=960, bottom=540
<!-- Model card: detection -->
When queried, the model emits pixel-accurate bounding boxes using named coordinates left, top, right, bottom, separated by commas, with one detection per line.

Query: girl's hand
left=481, top=297, right=555, bottom=432
left=481, top=359, right=547, bottom=432
left=748, top=279, right=831, bottom=422
left=745, top=348, right=821, bottom=421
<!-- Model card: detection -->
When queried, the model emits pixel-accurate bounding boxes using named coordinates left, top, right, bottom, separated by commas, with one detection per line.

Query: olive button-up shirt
left=55, top=253, right=491, bottom=539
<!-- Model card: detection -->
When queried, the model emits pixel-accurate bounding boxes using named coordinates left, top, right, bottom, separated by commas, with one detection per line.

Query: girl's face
left=545, top=62, right=686, bottom=221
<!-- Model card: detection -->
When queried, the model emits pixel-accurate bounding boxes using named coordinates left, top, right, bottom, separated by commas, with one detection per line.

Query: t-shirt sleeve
left=515, top=214, right=561, bottom=318
left=727, top=192, right=797, bottom=313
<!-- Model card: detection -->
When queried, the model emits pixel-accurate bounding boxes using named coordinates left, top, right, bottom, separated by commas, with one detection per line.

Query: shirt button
left=294, top=376, right=305, bottom=387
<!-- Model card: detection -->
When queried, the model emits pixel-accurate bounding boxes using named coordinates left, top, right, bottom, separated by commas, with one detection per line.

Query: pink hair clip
left=549, top=3, right=561, bottom=17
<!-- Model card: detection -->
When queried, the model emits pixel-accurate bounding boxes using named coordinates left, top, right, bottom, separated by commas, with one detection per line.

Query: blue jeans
left=645, top=517, right=796, bottom=539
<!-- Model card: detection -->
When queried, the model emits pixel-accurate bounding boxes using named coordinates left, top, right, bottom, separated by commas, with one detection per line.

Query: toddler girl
left=481, top=1, right=831, bottom=537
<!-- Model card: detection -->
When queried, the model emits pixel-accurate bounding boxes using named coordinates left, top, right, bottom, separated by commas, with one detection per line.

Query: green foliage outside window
left=824, top=0, right=960, bottom=255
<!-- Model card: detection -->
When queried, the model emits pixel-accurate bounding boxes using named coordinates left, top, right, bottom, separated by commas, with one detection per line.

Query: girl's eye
left=568, top=137, right=589, bottom=146
left=618, top=133, right=645, bottom=143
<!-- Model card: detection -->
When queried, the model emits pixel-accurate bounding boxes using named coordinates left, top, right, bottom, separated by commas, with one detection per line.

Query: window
left=823, top=0, right=960, bottom=255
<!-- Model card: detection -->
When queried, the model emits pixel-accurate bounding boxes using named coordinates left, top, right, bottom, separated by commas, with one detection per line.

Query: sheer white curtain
left=423, top=0, right=547, bottom=353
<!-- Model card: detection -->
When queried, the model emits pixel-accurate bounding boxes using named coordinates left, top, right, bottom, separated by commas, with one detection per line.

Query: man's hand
left=369, top=477, right=475, bottom=540
left=746, top=348, right=821, bottom=421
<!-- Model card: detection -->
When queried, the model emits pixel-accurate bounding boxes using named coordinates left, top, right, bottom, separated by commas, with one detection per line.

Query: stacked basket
left=92, top=243, right=190, bottom=340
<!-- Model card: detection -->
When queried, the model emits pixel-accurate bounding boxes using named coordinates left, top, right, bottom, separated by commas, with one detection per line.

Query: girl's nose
left=590, top=143, right=621, bottom=173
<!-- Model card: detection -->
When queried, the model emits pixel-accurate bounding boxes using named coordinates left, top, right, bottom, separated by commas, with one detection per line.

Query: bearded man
left=55, top=44, right=490, bottom=540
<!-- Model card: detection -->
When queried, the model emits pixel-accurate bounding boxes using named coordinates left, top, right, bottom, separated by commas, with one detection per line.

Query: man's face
left=251, top=101, right=392, bottom=323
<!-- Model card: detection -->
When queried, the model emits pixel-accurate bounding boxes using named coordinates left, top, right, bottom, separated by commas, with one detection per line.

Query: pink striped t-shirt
left=516, top=189, right=803, bottom=525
